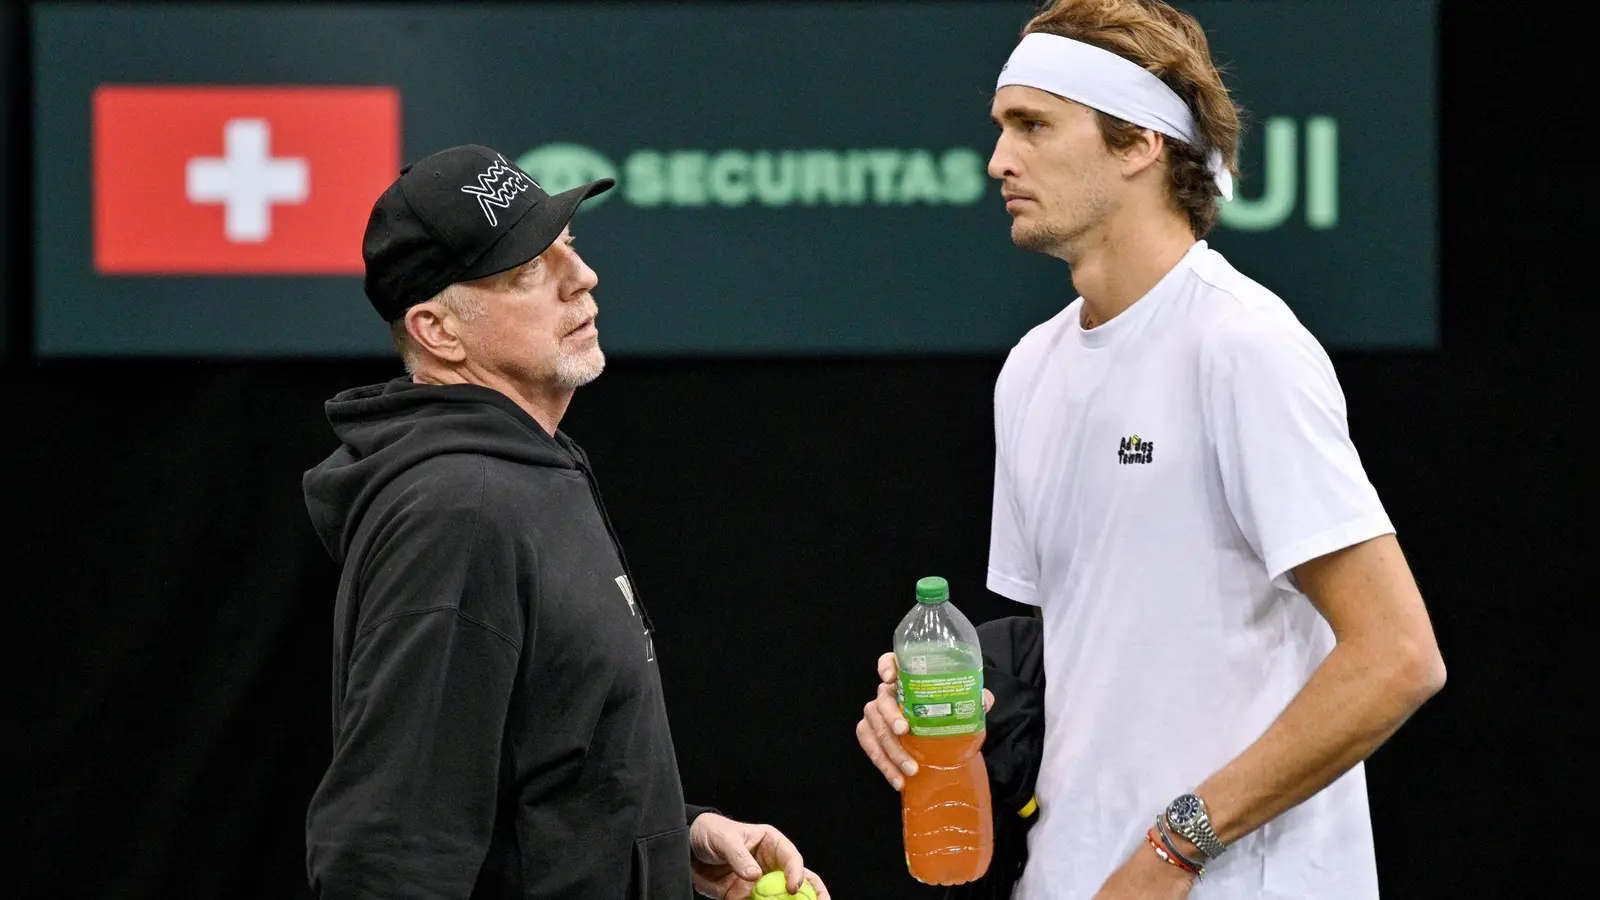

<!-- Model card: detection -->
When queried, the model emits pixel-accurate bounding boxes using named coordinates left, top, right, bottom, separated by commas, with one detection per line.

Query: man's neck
left=1063, top=210, right=1197, bottom=330
left=412, top=367, right=573, bottom=437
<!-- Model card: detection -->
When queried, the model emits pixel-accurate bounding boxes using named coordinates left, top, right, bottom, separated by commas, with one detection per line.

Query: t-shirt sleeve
left=1201, top=309, right=1395, bottom=588
left=987, top=367, right=1040, bottom=606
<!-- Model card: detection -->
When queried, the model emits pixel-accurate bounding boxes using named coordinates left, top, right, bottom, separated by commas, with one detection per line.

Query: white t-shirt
left=988, top=241, right=1392, bottom=900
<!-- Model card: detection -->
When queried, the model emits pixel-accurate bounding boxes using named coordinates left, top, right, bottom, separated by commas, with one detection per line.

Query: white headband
left=996, top=32, right=1233, bottom=201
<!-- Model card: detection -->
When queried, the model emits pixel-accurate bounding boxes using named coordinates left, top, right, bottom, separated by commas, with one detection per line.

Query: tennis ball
left=751, top=870, right=817, bottom=900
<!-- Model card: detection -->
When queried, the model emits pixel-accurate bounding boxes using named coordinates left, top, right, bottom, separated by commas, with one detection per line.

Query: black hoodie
left=944, top=615, right=1045, bottom=900
left=302, top=378, right=706, bottom=900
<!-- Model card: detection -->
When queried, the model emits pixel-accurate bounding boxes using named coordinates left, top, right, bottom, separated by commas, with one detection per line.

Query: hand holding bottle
left=856, top=651, right=995, bottom=790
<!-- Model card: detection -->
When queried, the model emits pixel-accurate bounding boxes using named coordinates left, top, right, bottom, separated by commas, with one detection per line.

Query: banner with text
left=3, top=9, right=16, bottom=355
left=33, top=1, right=1437, bottom=357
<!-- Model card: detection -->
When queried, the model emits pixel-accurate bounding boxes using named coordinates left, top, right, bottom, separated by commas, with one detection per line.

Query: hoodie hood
left=303, top=377, right=580, bottom=564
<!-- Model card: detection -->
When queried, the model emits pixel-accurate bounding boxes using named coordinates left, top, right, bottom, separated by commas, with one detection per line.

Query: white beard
left=554, top=343, right=605, bottom=389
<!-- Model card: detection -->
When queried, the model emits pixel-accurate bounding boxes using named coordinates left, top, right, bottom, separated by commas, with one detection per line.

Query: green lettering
left=753, top=152, right=798, bottom=206
left=896, top=150, right=943, bottom=204
left=1219, top=117, right=1297, bottom=232
left=842, top=151, right=871, bottom=205
left=940, top=148, right=986, bottom=205
left=707, top=150, right=752, bottom=207
left=623, top=150, right=666, bottom=207
left=1305, top=117, right=1338, bottom=230
left=668, top=151, right=709, bottom=207
left=800, top=151, right=843, bottom=206
left=866, top=150, right=902, bottom=204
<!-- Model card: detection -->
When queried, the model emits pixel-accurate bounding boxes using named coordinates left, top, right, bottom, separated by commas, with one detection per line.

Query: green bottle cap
left=915, top=576, right=949, bottom=604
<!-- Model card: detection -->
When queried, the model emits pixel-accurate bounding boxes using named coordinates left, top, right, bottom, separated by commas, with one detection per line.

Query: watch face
left=1168, top=794, right=1202, bottom=827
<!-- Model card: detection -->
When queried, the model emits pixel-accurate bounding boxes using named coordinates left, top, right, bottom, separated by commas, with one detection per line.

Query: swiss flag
left=93, top=85, right=401, bottom=275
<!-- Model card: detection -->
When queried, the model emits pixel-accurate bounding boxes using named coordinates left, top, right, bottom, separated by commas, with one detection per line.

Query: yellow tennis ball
left=751, top=870, right=817, bottom=900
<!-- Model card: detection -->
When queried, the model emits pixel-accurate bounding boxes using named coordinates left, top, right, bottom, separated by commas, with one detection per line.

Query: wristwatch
left=1164, top=793, right=1227, bottom=859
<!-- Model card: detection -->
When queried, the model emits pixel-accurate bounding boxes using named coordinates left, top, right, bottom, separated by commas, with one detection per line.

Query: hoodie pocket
left=630, top=825, right=692, bottom=899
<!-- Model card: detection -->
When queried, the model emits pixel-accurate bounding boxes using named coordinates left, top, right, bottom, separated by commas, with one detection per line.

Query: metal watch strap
left=1154, top=816, right=1206, bottom=876
left=1166, top=795, right=1228, bottom=859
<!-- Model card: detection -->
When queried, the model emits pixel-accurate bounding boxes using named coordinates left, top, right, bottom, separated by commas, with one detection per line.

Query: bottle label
left=898, top=665, right=984, bottom=737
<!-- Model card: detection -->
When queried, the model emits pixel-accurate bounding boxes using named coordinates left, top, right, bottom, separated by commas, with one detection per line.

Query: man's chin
left=1012, top=221, right=1072, bottom=257
left=556, top=346, right=606, bottom=389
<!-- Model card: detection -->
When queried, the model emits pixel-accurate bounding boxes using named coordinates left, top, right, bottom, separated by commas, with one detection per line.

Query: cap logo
left=459, top=154, right=537, bottom=227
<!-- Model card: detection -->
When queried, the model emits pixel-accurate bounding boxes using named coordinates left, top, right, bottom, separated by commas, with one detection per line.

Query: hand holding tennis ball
left=752, top=870, right=818, bottom=900
left=689, top=813, right=830, bottom=900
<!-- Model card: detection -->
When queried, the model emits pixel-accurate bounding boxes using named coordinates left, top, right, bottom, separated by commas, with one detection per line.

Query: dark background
left=5, top=2, right=1583, bottom=899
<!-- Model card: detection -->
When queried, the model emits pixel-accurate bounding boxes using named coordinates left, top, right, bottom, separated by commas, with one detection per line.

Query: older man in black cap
left=301, top=145, right=828, bottom=900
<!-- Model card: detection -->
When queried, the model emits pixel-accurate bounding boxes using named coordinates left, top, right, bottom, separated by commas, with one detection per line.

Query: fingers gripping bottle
left=895, top=576, right=994, bottom=885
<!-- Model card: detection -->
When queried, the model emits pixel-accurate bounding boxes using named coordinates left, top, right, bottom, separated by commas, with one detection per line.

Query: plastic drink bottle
left=895, top=576, right=994, bottom=885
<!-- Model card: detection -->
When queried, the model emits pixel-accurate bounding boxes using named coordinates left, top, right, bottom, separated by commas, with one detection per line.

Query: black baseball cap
left=361, top=144, right=614, bottom=321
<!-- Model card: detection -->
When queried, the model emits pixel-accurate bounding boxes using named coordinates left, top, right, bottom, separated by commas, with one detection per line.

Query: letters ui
left=1221, top=117, right=1340, bottom=232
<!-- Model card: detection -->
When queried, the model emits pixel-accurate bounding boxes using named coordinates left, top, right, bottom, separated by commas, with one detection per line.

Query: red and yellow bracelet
left=1146, top=827, right=1203, bottom=878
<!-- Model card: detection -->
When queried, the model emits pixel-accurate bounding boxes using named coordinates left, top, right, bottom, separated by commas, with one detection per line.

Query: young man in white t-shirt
left=854, top=2, right=1446, bottom=898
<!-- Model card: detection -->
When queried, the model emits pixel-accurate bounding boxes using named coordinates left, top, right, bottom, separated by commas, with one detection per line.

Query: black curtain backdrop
left=6, top=2, right=1585, bottom=898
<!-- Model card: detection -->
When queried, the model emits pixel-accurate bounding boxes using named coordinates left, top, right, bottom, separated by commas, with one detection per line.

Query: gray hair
left=389, top=282, right=485, bottom=375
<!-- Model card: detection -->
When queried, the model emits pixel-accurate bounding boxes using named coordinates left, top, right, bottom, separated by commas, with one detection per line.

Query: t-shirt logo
left=1118, top=434, right=1154, bottom=465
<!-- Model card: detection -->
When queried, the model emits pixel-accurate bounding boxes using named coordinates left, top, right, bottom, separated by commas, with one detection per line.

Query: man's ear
left=1121, top=128, right=1166, bottom=180
left=405, top=300, right=468, bottom=364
